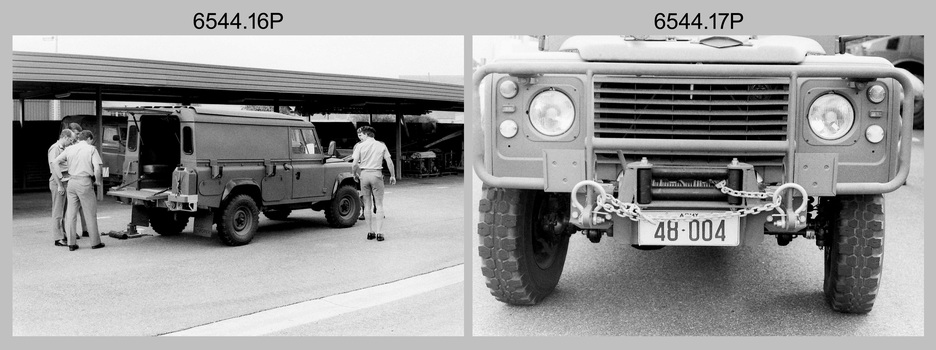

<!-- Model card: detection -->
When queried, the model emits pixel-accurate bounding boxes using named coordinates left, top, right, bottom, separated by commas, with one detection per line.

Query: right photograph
left=471, top=35, right=924, bottom=336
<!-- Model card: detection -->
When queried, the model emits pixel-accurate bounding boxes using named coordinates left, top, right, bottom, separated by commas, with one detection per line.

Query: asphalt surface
left=12, top=174, right=465, bottom=336
left=471, top=130, right=925, bottom=336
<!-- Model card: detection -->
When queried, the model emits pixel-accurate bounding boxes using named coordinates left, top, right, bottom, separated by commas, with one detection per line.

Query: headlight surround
left=529, top=90, right=575, bottom=136
left=807, top=93, right=855, bottom=140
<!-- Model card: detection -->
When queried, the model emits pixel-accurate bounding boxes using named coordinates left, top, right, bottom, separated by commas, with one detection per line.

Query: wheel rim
left=339, top=196, right=354, bottom=218
left=233, top=207, right=250, bottom=233
left=531, top=194, right=567, bottom=270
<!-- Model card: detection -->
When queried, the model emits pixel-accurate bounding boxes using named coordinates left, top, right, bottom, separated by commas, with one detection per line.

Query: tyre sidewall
left=326, top=185, right=360, bottom=228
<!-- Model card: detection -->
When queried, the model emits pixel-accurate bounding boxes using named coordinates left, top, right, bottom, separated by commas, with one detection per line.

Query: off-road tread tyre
left=823, top=194, right=885, bottom=314
left=263, top=209, right=292, bottom=221
left=477, top=187, right=569, bottom=305
left=218, top=194, right=260, bottom=246
left=149, top=210, right=188, bottom=236
left=325, top=184, right=360, bottom=228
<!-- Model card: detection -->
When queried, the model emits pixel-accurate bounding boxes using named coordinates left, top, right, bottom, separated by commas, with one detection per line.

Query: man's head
left=77, top=130, right=94, bottom=144
left=357, top=126, right=376, bottom=140
left=58, top=129, right=75, bottom=145
left=68, top=122, right=83, bottom=132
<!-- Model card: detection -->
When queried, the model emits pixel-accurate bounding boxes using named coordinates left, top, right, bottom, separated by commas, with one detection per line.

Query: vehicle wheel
left=478, top=187, right=572, bottom=305
left=822, top=194, right=885, bottom=314
left=218, top=194, right=260, bottom=246
left=325, top=184, right=359, bottom=228
left=149, top=209, right=188, bottom=236
left=263, top=209, right=292, bottom=221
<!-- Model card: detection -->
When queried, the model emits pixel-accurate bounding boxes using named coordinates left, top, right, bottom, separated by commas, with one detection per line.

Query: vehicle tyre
left=478, top=187, right=571, bottom=305
left=325, top=184, right=360, bottom=228
left=822, top=194, right=885, bottom=314
left=149, top=209, right=188, bottom=236
left=218, top=194, right=260, bottom=246
left=263, top=209, right=292, bottom=221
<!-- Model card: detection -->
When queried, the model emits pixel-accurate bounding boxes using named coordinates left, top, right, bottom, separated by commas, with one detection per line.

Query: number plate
left=637, top=212, right=740, bottom=246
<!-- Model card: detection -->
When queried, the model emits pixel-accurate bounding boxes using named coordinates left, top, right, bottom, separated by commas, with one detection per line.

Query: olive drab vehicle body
left=108, top=106, right=361, bottom=246
left=474, top=36, right=917, bottom=313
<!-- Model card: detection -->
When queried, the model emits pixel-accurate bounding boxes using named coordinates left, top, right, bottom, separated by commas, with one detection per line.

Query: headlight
left=529, top=90, right=574, bottom=136
left=807, top=94, right=854, bottom=140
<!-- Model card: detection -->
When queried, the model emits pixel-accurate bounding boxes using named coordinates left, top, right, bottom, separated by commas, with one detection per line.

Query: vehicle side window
left=102, top=127, right=119, bottom=148
left=291, top=128, right=320, bottom=155
left=128, top=125, right=138, bottom=152
left=182, top=126, right=194, bottom=155
left=301, top=129, right=320, bottom=155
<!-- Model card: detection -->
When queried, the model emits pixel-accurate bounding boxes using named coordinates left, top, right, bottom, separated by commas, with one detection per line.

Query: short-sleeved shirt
left=352, top=137, right=390, bottom=171
left=47, top=142, right=68, bottom=180
left=55, top=141, right=102, bottom=178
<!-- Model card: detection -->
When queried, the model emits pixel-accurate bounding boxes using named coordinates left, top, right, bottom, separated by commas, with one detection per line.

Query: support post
left=395, top=113, right=403, bottom=179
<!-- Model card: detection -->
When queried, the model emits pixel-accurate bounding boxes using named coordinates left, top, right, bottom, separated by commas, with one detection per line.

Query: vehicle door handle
left=283, top=164, right=292, bottom=171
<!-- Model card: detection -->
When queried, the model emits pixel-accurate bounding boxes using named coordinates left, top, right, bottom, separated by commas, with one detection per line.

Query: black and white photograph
left=470, top=35, right=924, bottom=336
left=11, top=35, right=466, bottom=336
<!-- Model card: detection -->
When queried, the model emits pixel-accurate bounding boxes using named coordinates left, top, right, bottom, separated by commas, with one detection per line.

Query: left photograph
left=11, top=35, right=465, bottom=336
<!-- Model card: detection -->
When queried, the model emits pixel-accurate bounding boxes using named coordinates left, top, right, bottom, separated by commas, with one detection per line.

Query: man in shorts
left=351, top=126, right=396, bottom=241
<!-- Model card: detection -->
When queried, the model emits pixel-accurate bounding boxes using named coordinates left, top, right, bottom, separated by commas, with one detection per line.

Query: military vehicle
left=108, top=106, right=360, bottom=246
left=474, top=35, right=916, bottom=313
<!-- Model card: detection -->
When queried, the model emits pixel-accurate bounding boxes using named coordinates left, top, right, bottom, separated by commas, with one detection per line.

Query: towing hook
left=571, top=180, right=607, bottom=225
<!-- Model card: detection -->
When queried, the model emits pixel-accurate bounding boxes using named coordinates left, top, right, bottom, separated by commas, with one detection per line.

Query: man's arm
left=92, top=149, right=103, bottom=200
left=383, top=149, right=396, bottom=185
left=351, top=144, right=361, bottom=180
left=49, top=148, right=64, bottom=193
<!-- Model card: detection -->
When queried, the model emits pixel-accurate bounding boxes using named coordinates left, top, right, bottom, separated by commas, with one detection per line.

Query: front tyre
left=325, top=184, right=360, bottom=228
left=218, top=194, right=260, bottom=246
left=478, top=187, right=571, bottom=305
left=823, top=194, right=885, bottom=314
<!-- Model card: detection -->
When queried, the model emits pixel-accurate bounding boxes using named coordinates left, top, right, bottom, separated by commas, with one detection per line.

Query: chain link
left=592, top=180, right=786, bottom=225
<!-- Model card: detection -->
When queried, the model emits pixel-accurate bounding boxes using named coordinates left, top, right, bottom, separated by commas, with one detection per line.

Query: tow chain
left=573, top=180, right=808, bottom=225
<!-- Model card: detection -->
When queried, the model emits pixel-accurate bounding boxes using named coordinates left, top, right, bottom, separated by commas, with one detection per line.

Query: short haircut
left=68, top=122, right=83, bottom=132
left=59, top=129, right=74, bottom=139
left=357, top=126, right=376, bottom=137
left=77, top=130, right=94, bottom=141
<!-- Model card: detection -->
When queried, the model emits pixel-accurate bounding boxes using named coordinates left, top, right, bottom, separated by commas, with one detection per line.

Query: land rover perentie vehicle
left=474, top=36, right=916, bottom=314
left=107, top=106, right=361, bottom=246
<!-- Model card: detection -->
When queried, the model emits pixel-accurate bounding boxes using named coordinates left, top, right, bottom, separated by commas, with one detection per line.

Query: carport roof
left=12, top=51, right=463, bottom=115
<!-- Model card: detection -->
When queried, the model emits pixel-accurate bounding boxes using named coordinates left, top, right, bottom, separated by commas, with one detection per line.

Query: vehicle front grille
left=593, top=76, right=790, bottom=141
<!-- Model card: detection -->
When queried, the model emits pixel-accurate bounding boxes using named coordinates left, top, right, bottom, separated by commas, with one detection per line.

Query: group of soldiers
left=48, top=123, right=104, bottom=251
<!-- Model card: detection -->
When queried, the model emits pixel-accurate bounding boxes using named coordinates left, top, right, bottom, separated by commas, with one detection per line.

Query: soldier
left=351, top=126, right=396, bottom=241
left=53, top=130, right=104, bottom=251
left=48, top=129, right=74, bottom=246
left=66, top=122, right=90, bottom=238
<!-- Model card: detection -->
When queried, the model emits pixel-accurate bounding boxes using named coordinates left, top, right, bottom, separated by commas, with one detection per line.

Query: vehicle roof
left=132, top=106, right=308, bottom=122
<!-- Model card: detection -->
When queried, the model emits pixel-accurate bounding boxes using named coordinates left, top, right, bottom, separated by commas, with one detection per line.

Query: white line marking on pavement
left=98, top=216, right=111, bottom=220
left=162, top=264, right=463, bottom=336
left=913, top=137, right=921, bottom=142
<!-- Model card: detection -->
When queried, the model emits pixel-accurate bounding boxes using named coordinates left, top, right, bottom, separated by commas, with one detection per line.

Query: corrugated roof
left=12, top=51, right=463, bottom=115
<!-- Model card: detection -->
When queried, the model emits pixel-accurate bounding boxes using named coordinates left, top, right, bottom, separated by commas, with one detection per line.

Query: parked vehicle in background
left=474, top=35, right=917, bottom=314
left=107, top=106, right=360, bottom=246
left=841, top=35, right=924, bottom=128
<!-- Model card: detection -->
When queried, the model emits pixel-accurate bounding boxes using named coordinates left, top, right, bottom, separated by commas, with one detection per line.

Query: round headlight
left=529, top=90, right=574, bottom=136
left=807, top=94, right=855, bottom=140
left=867, top=84, right=886, bottom=104
left=499, top=80, right=518, bottom=99
left=865, top=125, right=884, bottom=143
left=499, top=120, right=518, bottom=138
